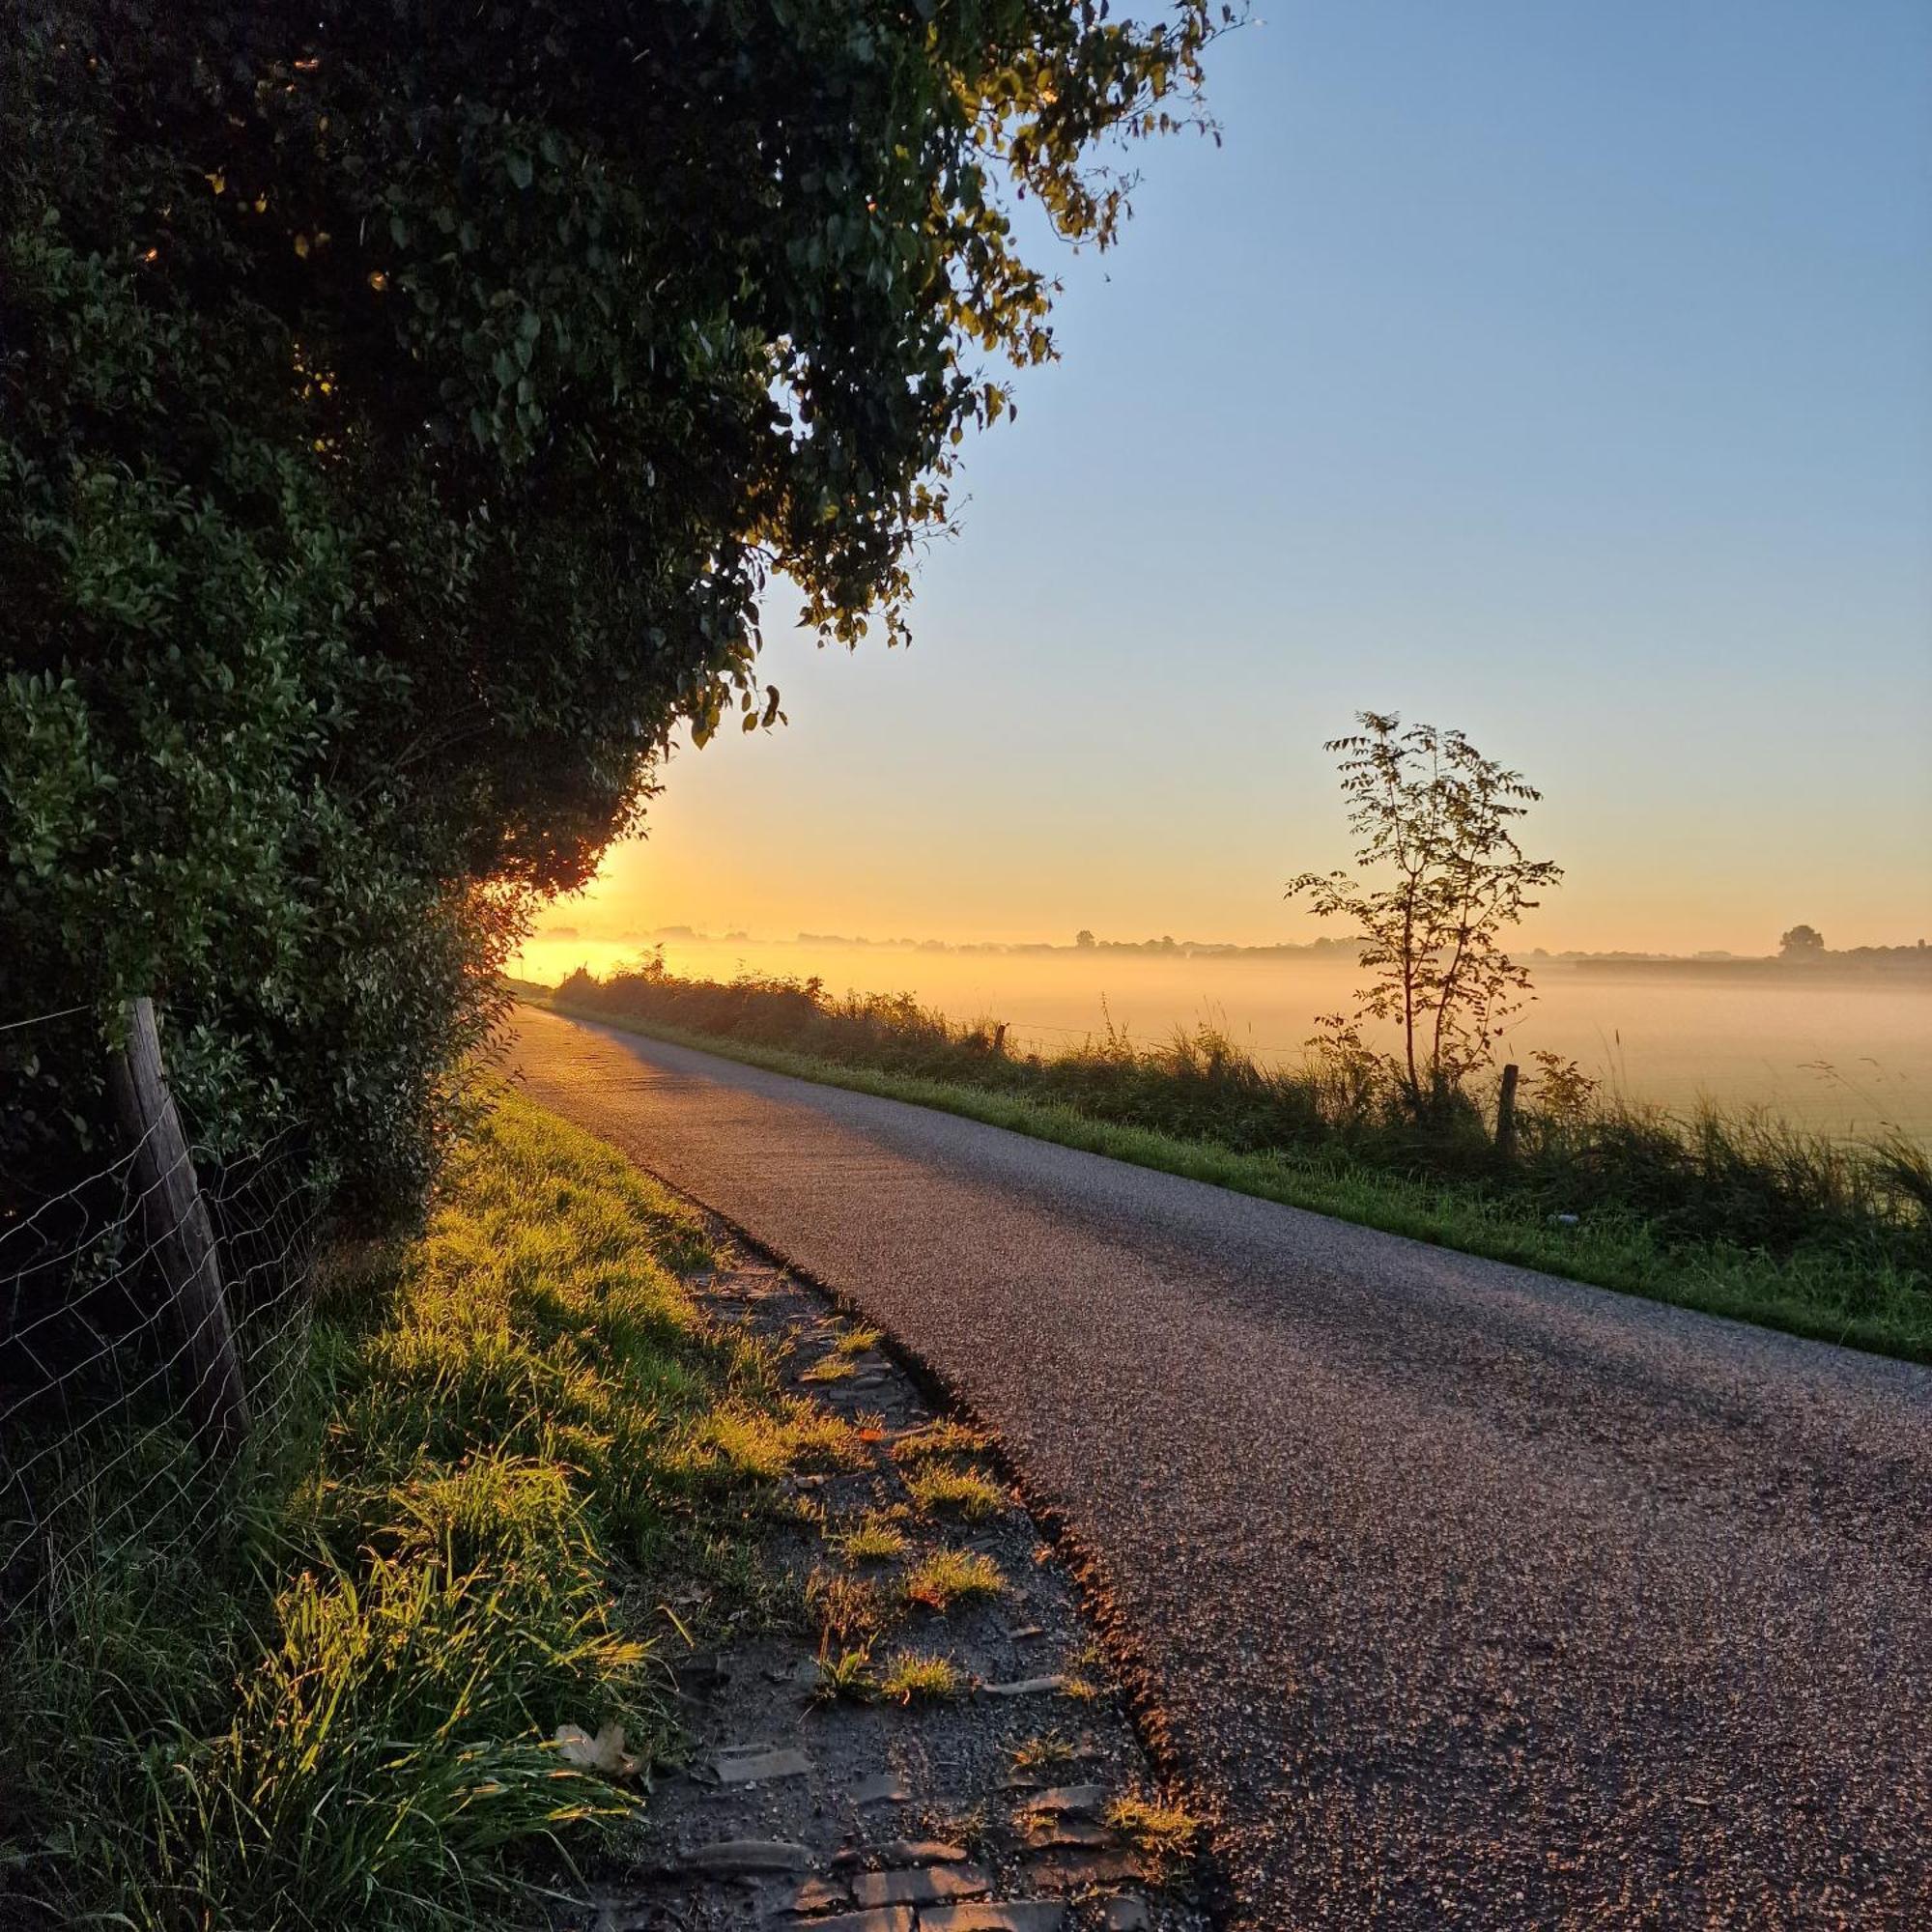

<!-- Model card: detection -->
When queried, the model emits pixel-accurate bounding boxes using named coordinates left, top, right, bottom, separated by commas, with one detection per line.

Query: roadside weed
left=836, top=1514, right=912, bottom=1565
left=809, top=1647, right=880, bottom=1705
left=0, top=1093, right=808, bottom=1930
left=878, top=1650, right=965, bottom=1703
left=1107, top=1793, right=1205, bottom=1866
left=892, top=1419, right=990, bottom=1463
left=1010, top=1731, right=1082, bottom=1777
left=907, top=1464, right=1007, bottom=1520
left=903, top=1548, right=1005, bottom=1611
left=806, top=1568, right=891, bottom=1646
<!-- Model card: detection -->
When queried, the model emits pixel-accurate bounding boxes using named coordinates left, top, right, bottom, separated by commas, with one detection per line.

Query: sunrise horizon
left=522, top=905, right=1932, bottom=962
left=502, top=0, right=1930, bottom=990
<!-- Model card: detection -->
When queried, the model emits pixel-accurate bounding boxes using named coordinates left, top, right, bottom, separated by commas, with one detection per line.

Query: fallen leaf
left=554, top=1721, right=644, bottom=1778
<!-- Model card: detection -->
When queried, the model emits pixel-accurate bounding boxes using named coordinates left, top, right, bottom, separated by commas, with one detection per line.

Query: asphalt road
left=509, top=1008, right=1932, bottom=1930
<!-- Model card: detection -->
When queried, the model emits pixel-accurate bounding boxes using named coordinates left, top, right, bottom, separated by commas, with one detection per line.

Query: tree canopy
left=2, top=0, right=1229, bottom=1204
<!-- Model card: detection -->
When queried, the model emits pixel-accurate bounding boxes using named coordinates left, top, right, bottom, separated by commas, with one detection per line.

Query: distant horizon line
left=522, top=923, right=1932, bottom=967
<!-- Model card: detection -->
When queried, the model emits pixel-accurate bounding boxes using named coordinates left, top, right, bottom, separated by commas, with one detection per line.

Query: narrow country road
left=509, top=1008, right=1932, bottom=1930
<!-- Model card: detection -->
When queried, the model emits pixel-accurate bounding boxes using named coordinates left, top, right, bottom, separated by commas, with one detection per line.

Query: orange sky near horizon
left=537, top=7, right=1932, bottom=966
left=530, top=635, right=1931, bottom=959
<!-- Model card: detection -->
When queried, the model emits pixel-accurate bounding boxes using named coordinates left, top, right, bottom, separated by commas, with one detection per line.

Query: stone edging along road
left=510, top=1006, right=1932, bottom=1931
left=569, top=1229, right=1206, bottom=1932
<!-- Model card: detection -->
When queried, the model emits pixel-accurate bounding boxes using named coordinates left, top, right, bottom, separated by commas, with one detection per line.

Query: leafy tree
left=1287, top=713, right=1562, bottom=1118
left=1779, top=924, right=1826, bottom=957
left=1075, top=929, right=1097, bottom=949
left=2, top=0, right=1232, bottom=1208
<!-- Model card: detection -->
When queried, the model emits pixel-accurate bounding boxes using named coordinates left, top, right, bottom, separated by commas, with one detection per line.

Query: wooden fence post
left=108, top=997, right=250, bottom=1457
left=1493, top=1061, right=1520, bottom=1162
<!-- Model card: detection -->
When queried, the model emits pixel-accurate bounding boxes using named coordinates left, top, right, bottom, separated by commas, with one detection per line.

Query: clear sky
left=556, top=0, right=1932, bottom=955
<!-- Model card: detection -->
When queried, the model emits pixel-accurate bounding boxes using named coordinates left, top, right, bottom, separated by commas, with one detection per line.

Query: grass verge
left=537, top=985, right=1931, bottom=1362
left=0, top=1091, right=824, bottom=1931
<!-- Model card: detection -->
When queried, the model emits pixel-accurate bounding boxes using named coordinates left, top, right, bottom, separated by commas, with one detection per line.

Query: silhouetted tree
left=1288, top=713, right=1562, bottom=1118
left=1779, top=924, right=1827, bottom=957
left=1075, top=929, right=1097, bottom=949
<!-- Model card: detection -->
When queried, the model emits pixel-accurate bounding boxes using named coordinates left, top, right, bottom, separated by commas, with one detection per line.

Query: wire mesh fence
left=0, top=1004, right=325, bottom=1621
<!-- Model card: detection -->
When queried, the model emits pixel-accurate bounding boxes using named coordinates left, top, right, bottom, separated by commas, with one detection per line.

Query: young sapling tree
left=1287, top=712, right=1562, bottom=1119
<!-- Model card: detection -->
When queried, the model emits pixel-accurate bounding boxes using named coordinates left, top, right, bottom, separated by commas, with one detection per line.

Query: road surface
left=510, top=1007, right=1931, bottom=1929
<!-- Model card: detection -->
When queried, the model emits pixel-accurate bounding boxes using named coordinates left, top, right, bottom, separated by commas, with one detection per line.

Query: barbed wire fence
left=0, top=1000, right=327, bottom=1624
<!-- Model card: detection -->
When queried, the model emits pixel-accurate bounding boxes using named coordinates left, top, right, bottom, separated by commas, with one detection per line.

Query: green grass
left=835, top=1513, right=912, bottom=1565
left=889, top=1418, right=991, bottom=1463
left=808, top=1646, right=881, bottom=1706
left=1104, top=1793, right=1205, bottom=1870
left=805, top=1567, right=891, bottom=1646
left=906, top=1463, right=1009, bottom=1521
left=800, top=1353, right=856, bottom=1383
left=902, top=1548, right=1005, bottom=1611
left=876, top=1649, right=965, bottom=1703
left=1009, top=1730, right=1083, bottom=1779
left=538, top=979, right=1932, bottom=1362
left=0, top=1092, right=810, bottom=1931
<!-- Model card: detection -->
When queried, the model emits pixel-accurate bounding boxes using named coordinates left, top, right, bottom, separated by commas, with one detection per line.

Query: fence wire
left=0, top=1009, right=325, bottom=1618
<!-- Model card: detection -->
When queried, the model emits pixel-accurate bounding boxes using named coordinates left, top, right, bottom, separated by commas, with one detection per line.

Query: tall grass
left=0, top=1093, right=819, bottom=1930
left=548, top=962, right=1932, bottom=1359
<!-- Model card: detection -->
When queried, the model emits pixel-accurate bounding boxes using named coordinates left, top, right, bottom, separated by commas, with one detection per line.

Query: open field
left=513, top=934, right=1932, bottom=1144
left=533, top=970, right=1932, bottom=1362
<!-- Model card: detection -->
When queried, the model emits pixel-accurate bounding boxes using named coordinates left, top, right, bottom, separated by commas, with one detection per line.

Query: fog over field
left=515, top=932, right=1932, bottom=1144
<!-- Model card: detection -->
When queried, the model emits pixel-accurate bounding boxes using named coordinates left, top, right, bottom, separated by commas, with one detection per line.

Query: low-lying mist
left=513, top=933, right=1932, bottom=1143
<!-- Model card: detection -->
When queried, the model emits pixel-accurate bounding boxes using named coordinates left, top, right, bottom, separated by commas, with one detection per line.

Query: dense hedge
left=1, top=1, right=1223, bottom=1213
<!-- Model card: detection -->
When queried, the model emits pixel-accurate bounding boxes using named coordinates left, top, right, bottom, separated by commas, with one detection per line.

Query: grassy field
left=536, top=966, right=1932, bottom=1363
left=0, top=1093, right=849, bottom=1931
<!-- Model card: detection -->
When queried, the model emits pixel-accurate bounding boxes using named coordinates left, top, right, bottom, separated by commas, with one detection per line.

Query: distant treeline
left=536, top=925, right=1932, bottom=972
left=790, top=933, right=1366, bottom=958
left=1574, top=947, right=1931, bottom=980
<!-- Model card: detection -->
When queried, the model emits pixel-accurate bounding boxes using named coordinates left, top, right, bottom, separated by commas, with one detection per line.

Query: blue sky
left=577, top=0, right=1932, bottom=952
